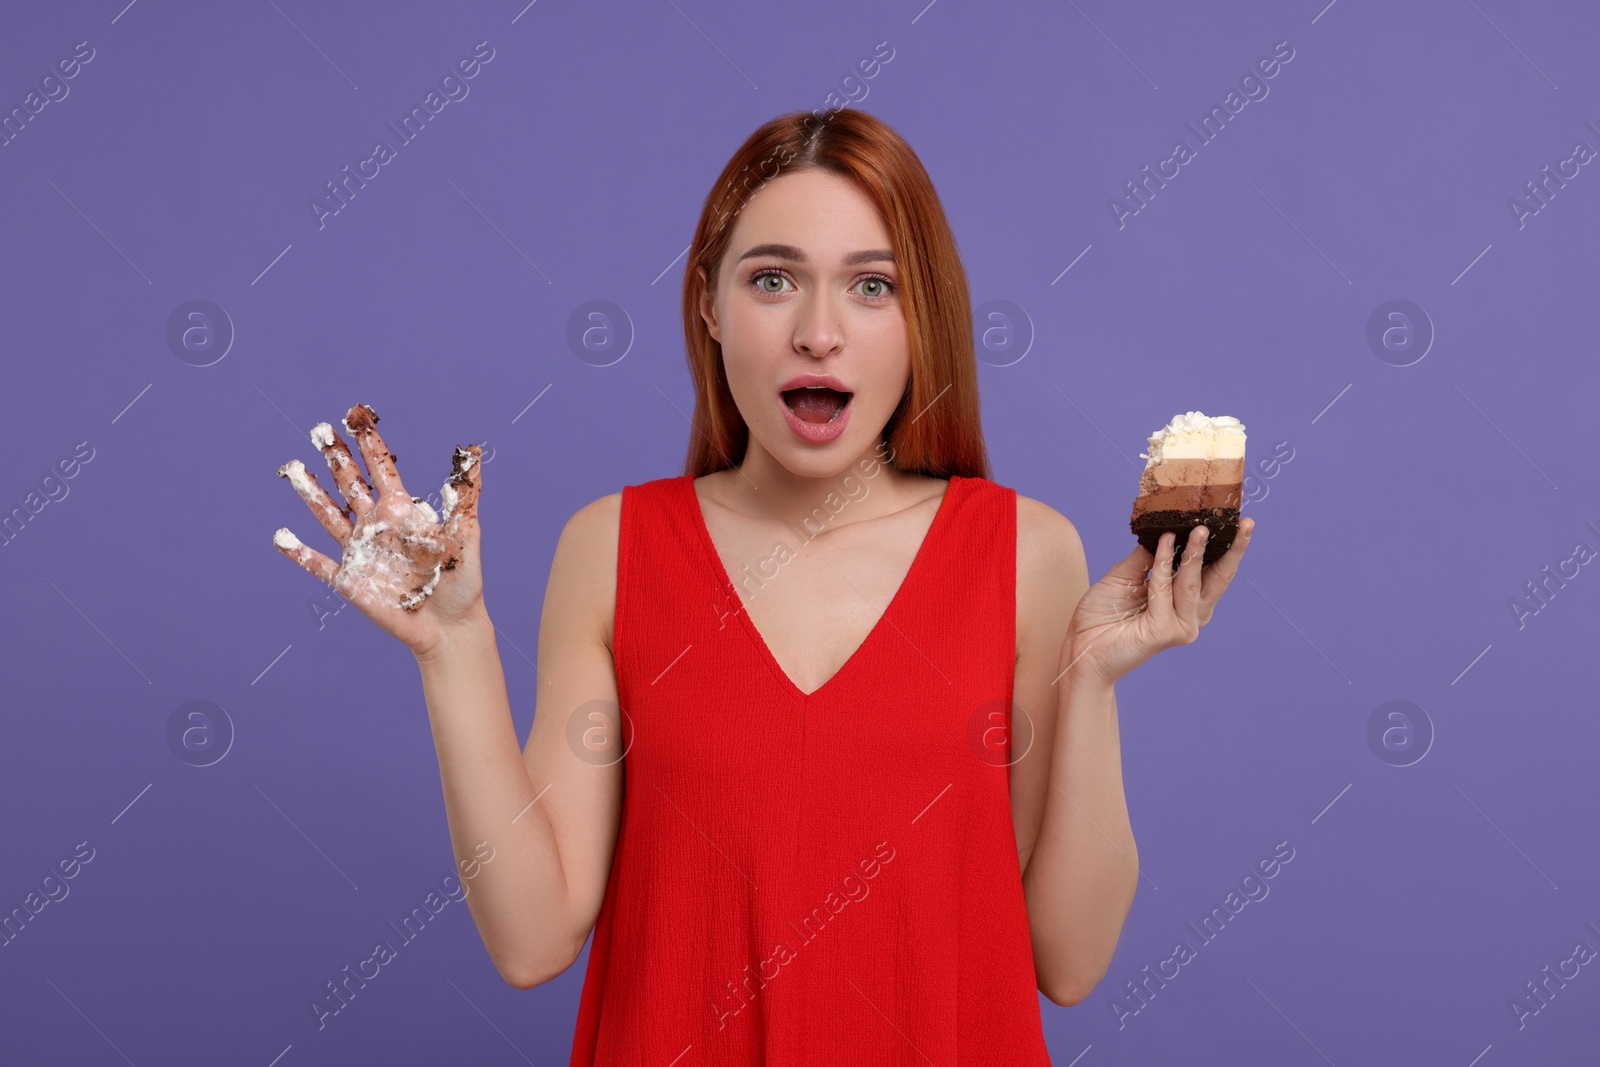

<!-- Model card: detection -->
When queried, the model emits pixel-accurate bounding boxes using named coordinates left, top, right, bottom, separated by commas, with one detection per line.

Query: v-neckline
left=682, top=472, right=960, bottom=702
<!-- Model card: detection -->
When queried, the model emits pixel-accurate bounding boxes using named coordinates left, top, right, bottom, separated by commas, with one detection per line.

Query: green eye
left=748, top=269, right=897, bottom=301
left=856, top=274, right=897, bottom=301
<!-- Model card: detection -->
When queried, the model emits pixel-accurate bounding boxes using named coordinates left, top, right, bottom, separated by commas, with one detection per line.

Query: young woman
left=273, top=108, right=1254, bottom=1064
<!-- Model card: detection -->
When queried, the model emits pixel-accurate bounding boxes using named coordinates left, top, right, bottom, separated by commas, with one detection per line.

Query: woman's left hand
left=1063, top=517, right=1255, bottom=687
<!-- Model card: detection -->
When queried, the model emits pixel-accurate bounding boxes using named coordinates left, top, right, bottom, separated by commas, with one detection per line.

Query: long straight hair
left=679, top=109, right=992, bottom=481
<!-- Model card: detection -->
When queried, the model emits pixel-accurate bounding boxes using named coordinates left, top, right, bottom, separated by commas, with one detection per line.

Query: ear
left=696, top=266, right=722, bottom=343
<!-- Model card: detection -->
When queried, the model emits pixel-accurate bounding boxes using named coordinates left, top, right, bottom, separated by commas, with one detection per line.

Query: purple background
left=2, top=0, right=1597, bottom=1063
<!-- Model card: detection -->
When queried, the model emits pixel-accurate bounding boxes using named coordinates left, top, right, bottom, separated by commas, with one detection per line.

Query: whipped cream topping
left=333, top=518, right=400, bottom=605
left=273, top=527, right=305, bottom=553
left=346, top=518, right=391, bottom=564
left=277, top=458, right=318, bottom=498
left=1139, top=411, right=1246, bottom=466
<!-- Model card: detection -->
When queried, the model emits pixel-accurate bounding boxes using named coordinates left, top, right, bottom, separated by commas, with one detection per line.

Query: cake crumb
left=342, top=403, right=380, bottom=437
left=400, top=561, right=444, bottom=610
left=449, top=445, right=477, bottom=484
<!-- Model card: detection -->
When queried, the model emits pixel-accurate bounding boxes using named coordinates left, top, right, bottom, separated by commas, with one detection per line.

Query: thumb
left=441, top=444, right=484, bottom=542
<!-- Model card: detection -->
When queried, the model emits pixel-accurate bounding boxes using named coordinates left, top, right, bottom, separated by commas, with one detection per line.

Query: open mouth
left=781, top=386, right=853, bottom=425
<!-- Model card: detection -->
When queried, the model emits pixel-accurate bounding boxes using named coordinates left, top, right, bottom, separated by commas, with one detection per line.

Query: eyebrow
left=734, top=243, right=896, bottom=267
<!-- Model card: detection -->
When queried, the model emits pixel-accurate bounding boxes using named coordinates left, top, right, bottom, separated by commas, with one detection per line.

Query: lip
left=778, top=372, right=852, bottom=393
left=778, top=380, right=853, bottom=444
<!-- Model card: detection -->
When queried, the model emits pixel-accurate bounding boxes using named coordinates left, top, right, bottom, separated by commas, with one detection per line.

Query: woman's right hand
left=271, top=403, right=485, bottom=658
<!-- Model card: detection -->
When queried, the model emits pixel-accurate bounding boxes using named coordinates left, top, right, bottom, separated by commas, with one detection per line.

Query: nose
left=791, top=291, right=844, bottom=360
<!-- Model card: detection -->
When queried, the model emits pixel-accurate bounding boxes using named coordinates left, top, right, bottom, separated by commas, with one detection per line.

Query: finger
left=311, top=420, right=375, bottom=517
left=440, top=443, right=484, bottom=535
left=273, top=527, right=339, bottom=586
left=277, top=458, right=354, bottom=544
left=1175, top=523, right=1207, bottom=627
left=342, top=403, right=409, bottom=501
left=1145, top=531, right=1176, bottom=627
left=1106, top=540, right=1156, bottom=586
left=1201, top=516, right=1254, bottom=606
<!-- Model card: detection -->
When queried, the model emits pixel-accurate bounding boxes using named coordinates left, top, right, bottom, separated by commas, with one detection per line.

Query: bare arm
left=1021, top=660, right=1139, bottom=1007
left=416, top=493, right=625, bottom=988
left=1009, top=497, right=1137, bottom=1007
left=1017, top=507, right=1255, bottom=1005
left=270, top=404, right=624, bottom=988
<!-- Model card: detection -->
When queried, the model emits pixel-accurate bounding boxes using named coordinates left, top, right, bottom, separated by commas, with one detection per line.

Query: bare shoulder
left=565, top=489, right=623, bottom=536
left=549, top=490, right=623, bottom=653
left=1016, top=494, right=1087, bottom=584
left=1014, top=494, right=1090, bottom=654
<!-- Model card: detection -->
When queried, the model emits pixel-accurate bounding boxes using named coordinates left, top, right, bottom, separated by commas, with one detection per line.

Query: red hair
left=679, top=109, right=992, bottom=480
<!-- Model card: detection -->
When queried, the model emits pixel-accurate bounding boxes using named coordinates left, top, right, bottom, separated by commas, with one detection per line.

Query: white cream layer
left=1139, top=411, right=1246, bottom=467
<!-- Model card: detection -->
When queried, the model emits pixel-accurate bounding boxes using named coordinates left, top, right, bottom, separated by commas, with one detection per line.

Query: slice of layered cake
left=1129, top=411, right=1246, bottom=567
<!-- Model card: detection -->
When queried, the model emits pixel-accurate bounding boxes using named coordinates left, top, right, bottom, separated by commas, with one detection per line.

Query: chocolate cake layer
left=1130, top=507, right=1240, bottom=567
left=1130, top=482, right=1244, bottom=513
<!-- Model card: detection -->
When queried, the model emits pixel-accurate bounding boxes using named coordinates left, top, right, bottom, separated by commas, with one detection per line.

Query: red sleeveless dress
left=568, top=472, right=1053, bottom=1065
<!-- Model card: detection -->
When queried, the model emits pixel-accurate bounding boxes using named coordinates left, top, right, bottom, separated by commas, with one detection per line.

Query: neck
left=712, top=437, right=926, bottom=527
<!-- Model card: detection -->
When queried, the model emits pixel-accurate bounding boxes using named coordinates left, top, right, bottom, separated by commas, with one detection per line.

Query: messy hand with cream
left=272, top=403, right=484, bottom=655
